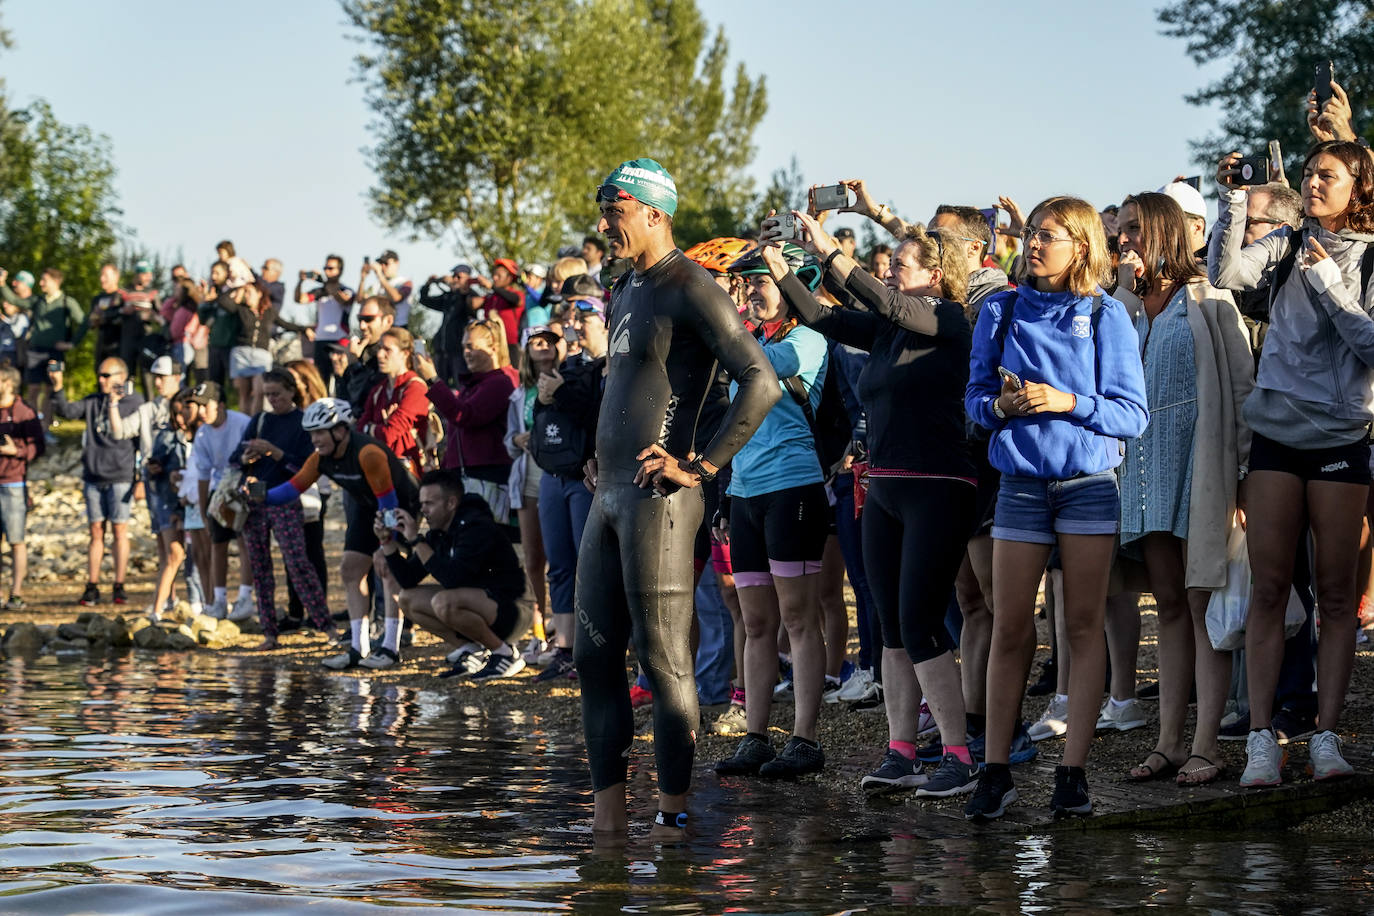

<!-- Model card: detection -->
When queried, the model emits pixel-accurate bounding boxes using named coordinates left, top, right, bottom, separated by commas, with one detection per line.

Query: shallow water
left=1, top=652, right=1372, bottom=914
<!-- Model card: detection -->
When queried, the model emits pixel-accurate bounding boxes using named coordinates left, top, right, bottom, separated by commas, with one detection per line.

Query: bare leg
left=517, top=503, right=548, bottom=640
left=1139, top=536, right=1190, bottom=767
left=775, top=573, right=825, bottom=741
left=816, top=536, right=847, bottom=678
left=1184, top=586, right=1230, bottom=780
left=1050, top=569, right=1071, bottom=695
left=738, top=583, right=781, bottom=735
left=915, top=650, right=967, bottom=748
left=9, top=541, right=25, bottom=600
left=112, top=523, right=130, bottom=584
left=1242, top=471, right=1306, bottom=730
left=1307, top=479, right=1368, bottom=732
left=721, top=572, right=744, bottom=686
left=153, top=528, right=186, bottom=614
left=882, top=646, right=919, bottom=743
left=1057, top=533, right=1116, bottom=769
left=957, top=541, right=993, bottom=715
left=87, top=522, right=105, bottom=584
left=984, top=540, right=1051, bottom=764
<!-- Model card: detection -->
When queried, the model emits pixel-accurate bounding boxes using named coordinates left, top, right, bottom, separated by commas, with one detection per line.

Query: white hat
left=1158, top=181, right=1206, bottom=221
left=525, top=263, right=547, bottom=278
left=149, top=356, right=176, bottom=376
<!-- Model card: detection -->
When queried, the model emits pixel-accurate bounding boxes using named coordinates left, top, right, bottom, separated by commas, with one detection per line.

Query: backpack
left=1268, top=230, right=1374, bottom=311
left=530, top=399, right=589, bottom=478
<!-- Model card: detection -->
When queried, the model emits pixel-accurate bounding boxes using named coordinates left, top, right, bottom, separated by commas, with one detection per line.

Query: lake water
left=1, top=651, right=1371, bottom=913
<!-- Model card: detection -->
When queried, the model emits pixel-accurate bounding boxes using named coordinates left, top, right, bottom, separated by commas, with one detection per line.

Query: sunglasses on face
left=98, top=372, right=124, bottom=379
left=358, top=313, right=381, bottom=323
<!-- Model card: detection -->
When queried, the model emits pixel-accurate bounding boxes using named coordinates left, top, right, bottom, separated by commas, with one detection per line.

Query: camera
left=771, top=212, right=798, bottom=241
left=1234, top=155, right=1269, bottom=186
left=811, top=184, right=849, bottom=212
left=46, top=359, right=63, bottom=373
left=364, top=255, right=372, bottom=266
left=306, top=271, right=324, bottom=282
left=383, top=508, right=398, bottom=529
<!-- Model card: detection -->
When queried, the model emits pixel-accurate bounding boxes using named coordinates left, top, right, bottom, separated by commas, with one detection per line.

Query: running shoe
left=758, top=736, right=824, bottom=779
left=1050, top=765, right=1093, bottom=818
left=1308, top=730, right=1355, bottom=781
left=772, top=677, right=794, bottom=701
left=447, top=641, right=485, bottom=666
left=471, top=649, right=526, bottom=682
left=821, top=676, right=845, bottom=704
left=968, top=721, right=1039, bottom=766
left=1272, top=706, right=1316, bottom=745
left=207, top=597, right=228, bottom=620
left=847, top=680, right=884, bottom=712
left=1028, top=695, right=1069, bottom=741
left=861, top=748, right=928, bottom=795
left=916, top=753, right=981, bottom=798
left=1239, top=728, right=1286, bottom=788
left=1095, top=697, right=1148, bottom=731
left=835, top=668, right=875, bottom=703
left=228, top=593, right=256, bottom=622
left=359, top=646, right=401, bottom=670
left=915, top=736, right=945, bottom=765
left=534, top=648, right=577, bottom=682
left=1138, top=679, right=1160, bottom=701
left=78, top=583, right=100, bottom=607
left=964, top=764, right=1017, bottom=822
left=630, top=684, right=653, bottom=708
left=111, top=583, right=128, bottom=606
left=521, top=637, right=548, bottom=665
left=1026, top=660, right=1057, bottom=697
left=916, top=699, right=938, bottom=737
left=4, top=595, right=25, bottom=611
left=322, top=647, right=364, bottom=670
left=715, top=733, right=775, bottom=776
left=711, top=702, right=748, bottom=736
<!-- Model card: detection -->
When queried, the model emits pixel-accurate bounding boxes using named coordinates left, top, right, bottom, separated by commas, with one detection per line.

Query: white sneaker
left=916, top=699, right=938, bottom=737
left=521, top=637, right=548, bottom=664
left=1308, top=730, right=1355, bottom=781
left=228, top=593, right=256, bottom=622
left=773, top=677, right=794, bottom=701
left=821, top=677, right=845, bottom=704
left=143, top=604, right=161, bottom=623
left=359, top=646, right=401, bottom=670
left=206, top=598, right=228, bottom=620
left=1028, top=695, right=1070, bottom=742
left=188, top=601, right=205, bottom=618
left=446, top=641, right=483, bottom=665
left=1240, top=727, right=1286, bottom=787
left=835, top=668, right=875, bottom=703
left=1095, top=697, right=1148, bottom=731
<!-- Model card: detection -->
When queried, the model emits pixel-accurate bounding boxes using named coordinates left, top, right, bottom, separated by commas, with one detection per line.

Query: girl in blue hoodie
left=963, top=196, right=1148, bottom=821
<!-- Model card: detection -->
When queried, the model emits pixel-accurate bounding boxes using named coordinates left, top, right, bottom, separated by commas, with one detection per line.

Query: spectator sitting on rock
left=0, top=366, right=44, bottom=610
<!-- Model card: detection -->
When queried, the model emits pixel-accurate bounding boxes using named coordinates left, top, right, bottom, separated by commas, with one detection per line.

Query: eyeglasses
left=97, top=372, right=123, bottom=379
left=1020, top=227, right=1075, bottom=247
left=358, top=313, right=381, bottom=323
left=1245, top=217, right=1283, bottom=230
left=594, top=184, right=635, bottom=204
left=929, top=230, right=945, bottom=264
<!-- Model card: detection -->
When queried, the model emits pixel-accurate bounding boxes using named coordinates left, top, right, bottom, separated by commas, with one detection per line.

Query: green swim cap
left=599, top=158, right=678, bottom=217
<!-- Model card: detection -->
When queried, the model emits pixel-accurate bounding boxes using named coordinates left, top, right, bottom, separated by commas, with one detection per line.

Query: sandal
left=1128, top=750, right=1182, bottom=782
left=1176, top=754, right=1224, bottom=786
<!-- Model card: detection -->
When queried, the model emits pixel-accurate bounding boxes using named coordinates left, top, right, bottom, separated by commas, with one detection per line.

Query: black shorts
left=488, top=589, right=520, bottom=642
left=208, top=514, right=237, bottom=545
left=729, top=482, right=829, bottom=581
left=343, top=495, right=381, bottom=555
left=1249, top=431, right=1372, bottom=486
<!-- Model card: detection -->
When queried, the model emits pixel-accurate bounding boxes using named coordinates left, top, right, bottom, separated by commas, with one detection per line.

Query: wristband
left=823, top=250, right=842, bottom=273
left=686, top=456, right=716, bottom=484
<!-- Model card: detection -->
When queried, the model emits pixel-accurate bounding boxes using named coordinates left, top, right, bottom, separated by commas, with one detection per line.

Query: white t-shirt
left=314, top=295, right=348, bottom=342
left=362, top=274, right=414, bottom=327
left=190, top=410, right=251, bottom=489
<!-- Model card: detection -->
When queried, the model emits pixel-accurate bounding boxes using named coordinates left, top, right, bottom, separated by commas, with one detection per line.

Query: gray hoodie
left=967, top=265, right=1011, bottom=322
left=1209, top=185, right=1374, bottom=449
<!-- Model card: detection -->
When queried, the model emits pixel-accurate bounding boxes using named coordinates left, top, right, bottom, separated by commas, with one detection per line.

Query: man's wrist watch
left=686, top=456, right=716, bottom=483
left=992, top=396, right=1007, bottom=420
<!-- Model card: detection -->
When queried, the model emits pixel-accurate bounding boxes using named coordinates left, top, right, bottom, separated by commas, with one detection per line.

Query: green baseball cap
left=596, top=158, right=678, bottom=217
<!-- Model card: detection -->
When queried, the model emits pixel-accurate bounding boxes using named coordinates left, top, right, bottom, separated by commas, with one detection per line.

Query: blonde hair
left=1026, top=196, right=1112, bottom=297
left=285, top=359, right=327, bottom=406
left=897, top=225, right=969, bottom=305
left=464, top=317, right=511, bottom=368
left=550, top=256, right=587, bottom=290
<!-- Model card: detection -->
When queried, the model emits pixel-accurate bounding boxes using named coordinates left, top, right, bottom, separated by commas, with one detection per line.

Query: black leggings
left=862, top=476, right=975, bottom=665
left=574, top=483, right=703, bottom=796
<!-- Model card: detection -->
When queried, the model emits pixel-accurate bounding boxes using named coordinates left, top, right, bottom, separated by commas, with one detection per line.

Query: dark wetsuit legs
left=574, top=483, right=703, bottom=796
left=863, top=476, right=975, bottom=665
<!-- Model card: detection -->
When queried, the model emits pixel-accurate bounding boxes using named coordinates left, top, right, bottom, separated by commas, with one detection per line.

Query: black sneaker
left=1026, top=661, right=1057, bottom=697
left=470, top=649, right=526, bottom=682
left=964, top=764, right=1017, bottom=822
left=535, top=648, right=577, bottom=683
left=1138, top=679, right=1160, bottom=701
left=916, top=736, right=945, bottom=764
left=758, top=736, right=824, bottom=779
left=78, top=583, right=100, bottom=606
left=1219, top=712, right=1251, bottom=741
left=1272, top=706, right=1316, bottom=745
left=112, top=583, right=128, bottom=606
left=715, top=733, right=775, bottom=776
left=861, top=748, right=927, bottom=795
left=916, top=753, right=981, bottom=798
left=1050, top=765, right=1093, bottom=818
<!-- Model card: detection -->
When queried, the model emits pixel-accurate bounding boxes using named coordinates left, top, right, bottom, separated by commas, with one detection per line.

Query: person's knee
left=1249, top=571, right=1291, bottom=613
left=1062, top=610, right=1103, bottom=647
left=740, top=605, right=778, bottom=642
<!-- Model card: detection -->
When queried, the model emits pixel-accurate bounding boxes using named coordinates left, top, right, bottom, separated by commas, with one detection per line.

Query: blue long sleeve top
left=966, top=286, right=1149, bottom=480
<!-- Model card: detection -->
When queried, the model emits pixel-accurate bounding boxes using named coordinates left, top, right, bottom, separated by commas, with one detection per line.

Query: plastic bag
left=1206, top=524, right=1308, bottom=651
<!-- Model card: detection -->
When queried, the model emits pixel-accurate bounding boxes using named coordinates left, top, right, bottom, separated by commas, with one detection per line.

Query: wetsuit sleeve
left=843, top=267, right=968, bottom=339
left=384, top=547, right=428, bottom=589
left=966, top=296, right=1008, bottom=429
left=358, top=442, right=399, bottom=510
left=1208, top=186, right=1292, bottom=292
left=1065, top=302, right=1150, bottom=439
left=1307, top=254, right=1374, bottom=367
left=784, top=270, right=881, bottom=351
left=683, top=282, right=781, bottom=470
left=266, top=450, right=319, bottom=504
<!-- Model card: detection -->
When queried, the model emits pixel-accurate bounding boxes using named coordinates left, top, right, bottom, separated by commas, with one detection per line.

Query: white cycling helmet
left=301, top=397, right=354, bottom=432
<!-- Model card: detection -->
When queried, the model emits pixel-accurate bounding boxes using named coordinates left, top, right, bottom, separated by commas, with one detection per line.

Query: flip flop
left=1177, top=754, right=1224, bottom=786
left=1128, top=750, right=1182, bottom=782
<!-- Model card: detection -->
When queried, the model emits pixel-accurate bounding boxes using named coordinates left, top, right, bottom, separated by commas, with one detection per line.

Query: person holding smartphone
left=964, top=196, right=1149, bottom=821
left=1211, top=140, right=1374, bottom=787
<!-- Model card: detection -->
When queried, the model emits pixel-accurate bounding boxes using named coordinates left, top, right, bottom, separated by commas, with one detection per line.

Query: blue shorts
left=991, top=471, right=1119, bottom=544
left=84, top=480, right=134, bottom=525
left=0, top=483, right=26, bottom=544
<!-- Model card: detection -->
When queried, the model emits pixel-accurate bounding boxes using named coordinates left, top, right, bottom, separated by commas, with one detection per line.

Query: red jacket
left=0, top=398, right=44, bottom=484
left=427, top=369, right=514, bottom=472
left=483, top=285, right=525, bottom=351
left=359, top=370, right=430, bottom=471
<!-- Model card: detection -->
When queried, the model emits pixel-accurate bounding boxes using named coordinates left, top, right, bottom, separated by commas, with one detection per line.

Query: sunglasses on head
left=594, top=184, right=635, bottom=204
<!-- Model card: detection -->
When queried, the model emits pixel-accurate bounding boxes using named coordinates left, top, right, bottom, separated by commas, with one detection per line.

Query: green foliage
left=342, top=0, right=765, bottom=265
left=1158, top=0, right=1374, bottom=174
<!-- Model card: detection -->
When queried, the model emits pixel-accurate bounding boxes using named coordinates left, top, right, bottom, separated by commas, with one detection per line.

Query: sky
left=1, top=0, right=1227, bottom=282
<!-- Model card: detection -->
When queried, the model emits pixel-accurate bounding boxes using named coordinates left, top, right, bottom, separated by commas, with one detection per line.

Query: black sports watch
left=686, top=456, right=716, bottom=484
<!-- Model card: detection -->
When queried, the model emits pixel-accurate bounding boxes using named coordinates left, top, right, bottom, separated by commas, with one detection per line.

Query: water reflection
left=0, top=652, right=1370, bottom=913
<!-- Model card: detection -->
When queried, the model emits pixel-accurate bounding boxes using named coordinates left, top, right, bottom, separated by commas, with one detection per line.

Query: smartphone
left=364, top=255, right=372, bottom=266
left=979, top=207, right=998, bottom=241
left=811, top=184, right=849, bottom=212
left=771, top=212, right=798, bottom=241
left=997, top=366, right=1023, bottom=389
left=1183, top=176, right=1203, bottom=192
left=414, top=338, right=427, bottom=357
left=1267, top=140, right=1286, bottom=184
left=46, top=359, right=63, bottom=373
left=383, top=508, right=398, bottom=529
left=1234, top=155, right=1269, bottom=186
left=1315, top=60, right=1335, bottom=106
left=247, top=479, right=267, bottom=502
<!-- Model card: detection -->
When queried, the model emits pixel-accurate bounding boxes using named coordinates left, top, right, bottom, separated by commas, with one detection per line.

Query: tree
left=342, top=0, right=766, bottom=266
left=1158, top=0, right=1374, bottom=174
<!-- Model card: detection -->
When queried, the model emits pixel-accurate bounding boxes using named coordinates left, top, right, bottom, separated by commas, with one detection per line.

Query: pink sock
left=889, top=740, right=918, bottom=760
left=945, top=744, right=974, bottom=765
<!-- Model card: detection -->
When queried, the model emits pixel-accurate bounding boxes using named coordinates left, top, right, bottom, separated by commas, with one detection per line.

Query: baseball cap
left=377, top=249, right=399, bottom=263
left=149, top=356, right=176, bottom=377
left=492, top=258, right=520, bottom=277
left=12, top=271, right=34, bottom=287
left=322, top=340, right=351, bottom=354
left=1159, top=180, right=1207, bottom=220
left=525, top=263, right=547, bottom=279
left=451, top=263, right=473, bottom=276
left=560, top=274, right=603, bottom=300
left=833, top=227, right=856, bottom=241
left=189, top=381, right=222, bottom=406
left=135, top=259, right=152, bottom=274
left=521, top=325, right=562, bottom=347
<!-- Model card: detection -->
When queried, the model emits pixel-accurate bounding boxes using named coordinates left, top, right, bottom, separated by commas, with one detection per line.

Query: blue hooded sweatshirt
left=966, top=286, right=1148, bottom=480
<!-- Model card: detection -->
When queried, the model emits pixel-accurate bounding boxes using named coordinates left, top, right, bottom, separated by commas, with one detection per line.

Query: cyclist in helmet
left=256, top=397, right=420, bottom=670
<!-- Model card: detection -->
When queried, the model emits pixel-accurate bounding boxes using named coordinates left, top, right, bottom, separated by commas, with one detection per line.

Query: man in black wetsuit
left=577, top=158, right=780, bottom=841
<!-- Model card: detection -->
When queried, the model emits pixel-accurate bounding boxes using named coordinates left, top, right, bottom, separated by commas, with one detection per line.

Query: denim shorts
left=84, top=480, right=134, bottom=525
left=992, top=471, right=1120, bottom=544
left=0, top=483, right=26, bottom=544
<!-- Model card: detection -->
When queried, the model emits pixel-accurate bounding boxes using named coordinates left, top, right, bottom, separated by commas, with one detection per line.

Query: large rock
left=109, top=617, right=133, bottom=648
left=85, top=616, right=115, bottom=643
left=127, top=616, right=152, bottom=636
left=76, top=612, right=98, bottom=626
left=2, top=622, right=44, bottom=654
left=214, top=619, right=241, bottom=640
left=50, top=636, right=90, bottom=652
left=57, top=622, right=88, bottom=641
left=133, top=626, right=170, bottom=650
left=167, top=632, right=198, bottom=650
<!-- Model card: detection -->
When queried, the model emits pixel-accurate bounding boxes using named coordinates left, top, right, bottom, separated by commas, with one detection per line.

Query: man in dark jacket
left=49, top=356, right=144, bottom=606
left=418, top=264, right=479, bottom=386
left=383, top=469, right=527, bottom=681
left=337, top=297, right=394, bottom=413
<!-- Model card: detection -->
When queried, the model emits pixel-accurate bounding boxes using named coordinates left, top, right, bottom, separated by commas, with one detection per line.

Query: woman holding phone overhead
left=964, top=196, right=1148, bottom=822
left=1210, top=140, right=1374, bottom=788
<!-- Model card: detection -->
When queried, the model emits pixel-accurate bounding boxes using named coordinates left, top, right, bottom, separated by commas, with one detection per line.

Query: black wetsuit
left=574, top=248, right=779, bottom=796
